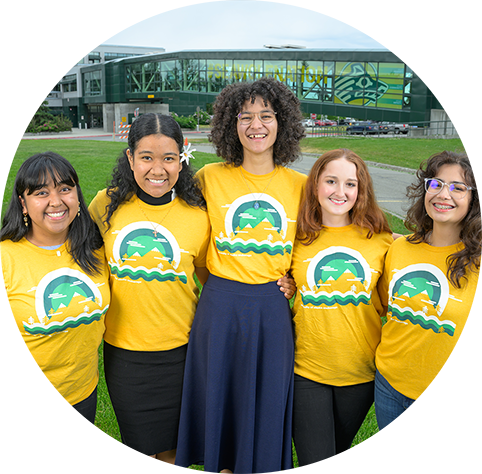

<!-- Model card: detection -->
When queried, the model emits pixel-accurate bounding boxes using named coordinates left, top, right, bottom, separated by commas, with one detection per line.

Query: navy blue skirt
left=175, top=275, right=294, bottom=473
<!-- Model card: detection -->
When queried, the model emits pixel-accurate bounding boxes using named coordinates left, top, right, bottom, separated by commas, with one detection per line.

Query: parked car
left=346, top=121, right=379, bottom=135
left=302, top=119, right=315, bottom=127
left=380, top=122, right=410, bottom=134
left=392, top=123, right=410, bottom=134
left=379, top=122, right=391, bottom=134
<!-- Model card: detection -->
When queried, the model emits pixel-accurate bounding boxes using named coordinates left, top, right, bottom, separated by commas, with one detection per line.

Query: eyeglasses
left=237, top=111, right=277, bottom=125
left=424, top=178, right=473, bottom=199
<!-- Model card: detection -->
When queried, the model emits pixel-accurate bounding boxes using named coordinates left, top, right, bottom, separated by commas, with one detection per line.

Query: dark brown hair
left=209, top=77, right=305, bottom=166
left=405, top=150, right=480, bottom=288
left=296, top=149, right=391, bottom=244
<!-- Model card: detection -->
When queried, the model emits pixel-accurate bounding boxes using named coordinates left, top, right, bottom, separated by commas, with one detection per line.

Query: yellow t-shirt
left=375, top=236, right=479, bottom=399
left=197, top=163, right=306, bottom=284
left=89, top=190, right=210, bottom=351
left=291, top=225, right=393, bottom=386
left=1, top=238, right=110, bottom=405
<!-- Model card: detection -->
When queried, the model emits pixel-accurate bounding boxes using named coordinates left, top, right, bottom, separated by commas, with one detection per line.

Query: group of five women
left=2, top=77, right=480, bottom=472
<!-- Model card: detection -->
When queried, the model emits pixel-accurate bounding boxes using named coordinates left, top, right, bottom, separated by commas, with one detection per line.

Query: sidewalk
left=22, top=127, right=211, bottom=140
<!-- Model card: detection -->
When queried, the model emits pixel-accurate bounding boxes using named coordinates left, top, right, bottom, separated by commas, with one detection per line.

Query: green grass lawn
left=5, top=136, right=444, bottom=467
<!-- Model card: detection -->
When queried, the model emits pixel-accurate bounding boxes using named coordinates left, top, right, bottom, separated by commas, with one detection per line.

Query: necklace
left=239, top=166, right=278, bottom=210
left=136, top=197, right=176, bottom=237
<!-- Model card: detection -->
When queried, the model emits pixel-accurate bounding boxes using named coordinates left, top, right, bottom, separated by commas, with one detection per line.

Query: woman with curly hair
left=175, top=77, right=306, bottom=473
left=290, top=149, right=393, bottom=465
left=89, top=113, right=210, bottom=463
left=374, top=151, right=480, bottom=429
left=1, top=152, right=110, bottom=424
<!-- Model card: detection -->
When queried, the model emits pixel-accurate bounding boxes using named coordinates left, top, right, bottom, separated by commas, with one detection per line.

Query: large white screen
left=99, top=0, right=391, bottom=52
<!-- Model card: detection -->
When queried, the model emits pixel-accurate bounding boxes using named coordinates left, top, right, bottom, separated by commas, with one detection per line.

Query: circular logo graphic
left=112, top=221, right=181, bottom=269
left=306, top=246, right=372, bottom=291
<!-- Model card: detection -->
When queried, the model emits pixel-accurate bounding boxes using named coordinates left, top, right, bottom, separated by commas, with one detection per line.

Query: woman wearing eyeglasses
left=374, top=151, right=480, bottom=429
left=175, top=77, right=306, bottom=473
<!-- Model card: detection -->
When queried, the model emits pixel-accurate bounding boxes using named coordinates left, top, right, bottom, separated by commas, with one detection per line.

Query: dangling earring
left=77, top=201, right=81, bottom=217
left=23, top=212, right=28, bottom=227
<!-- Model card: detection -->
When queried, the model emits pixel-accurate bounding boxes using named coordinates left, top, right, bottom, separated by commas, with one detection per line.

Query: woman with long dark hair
left=375, top=151, right=480, bottom=428
left=89, top=113, right=210, bottom=463
left=1, top=152, right=110, bottom=423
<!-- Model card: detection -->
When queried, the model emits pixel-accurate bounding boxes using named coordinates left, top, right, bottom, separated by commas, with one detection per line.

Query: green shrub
left=171, top=113, right=197, bottom=130
left=26, top=101, right=72, bottom=133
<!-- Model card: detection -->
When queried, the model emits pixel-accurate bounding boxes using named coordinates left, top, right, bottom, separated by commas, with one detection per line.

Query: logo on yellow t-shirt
left=300, top=246, right=372, bottom=307
left=109, top=221, right=187, bottom=283
left=23, top=268, right=107, bottom=336
left=387, top=263, right=455, bottom=336
left=216, top=194, right=294, bottom=256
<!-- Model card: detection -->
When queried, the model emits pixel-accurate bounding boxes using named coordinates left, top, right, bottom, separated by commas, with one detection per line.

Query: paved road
left=23, top=129, right=416, bottom=218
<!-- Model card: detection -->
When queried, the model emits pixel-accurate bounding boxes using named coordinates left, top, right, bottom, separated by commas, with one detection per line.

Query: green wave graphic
left=390, top=305, right=455, bottom=336
left=216, top=240, right=292, bottom=256
left=110, top=265, right=188, bottom=284
left=301, top=293, right=370, bottom=307
left=24, top=307, right=108, bottom=336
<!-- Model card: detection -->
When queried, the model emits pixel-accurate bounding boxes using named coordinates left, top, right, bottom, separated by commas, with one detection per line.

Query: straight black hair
left=1, top=152, right=104, bottom=275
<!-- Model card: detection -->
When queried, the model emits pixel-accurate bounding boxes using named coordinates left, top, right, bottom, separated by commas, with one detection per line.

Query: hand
left=278, top=273, right=297, bottom=299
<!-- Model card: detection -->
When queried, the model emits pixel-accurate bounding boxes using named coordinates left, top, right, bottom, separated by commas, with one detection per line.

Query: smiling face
left=127, top=134, right=182, bottom=198
left=424, top=164, right=471, bottom=233
left=236, top=96, right=278, bottom=163
left=317, top=157, right=359, bottom=227
left=20, top=175, right=79, bottom=247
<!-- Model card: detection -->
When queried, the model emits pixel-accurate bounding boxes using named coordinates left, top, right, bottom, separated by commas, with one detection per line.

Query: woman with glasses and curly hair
left=175, top=77, right=306, bottom=473
left=374, top=151, right=480, bottom=429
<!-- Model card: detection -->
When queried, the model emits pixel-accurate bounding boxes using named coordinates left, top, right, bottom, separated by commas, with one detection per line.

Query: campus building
left=46, top=45, right=447, bottom=132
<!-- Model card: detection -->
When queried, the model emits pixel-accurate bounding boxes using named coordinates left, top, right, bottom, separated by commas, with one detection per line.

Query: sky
left=104, top=1, right=386, bottom=52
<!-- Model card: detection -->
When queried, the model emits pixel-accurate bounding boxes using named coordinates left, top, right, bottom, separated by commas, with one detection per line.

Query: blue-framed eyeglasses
left=424, top=178, right=473, bottom=199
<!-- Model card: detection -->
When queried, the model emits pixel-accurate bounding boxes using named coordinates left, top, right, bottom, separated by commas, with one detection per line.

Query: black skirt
left=103, top=342, right=187, bottom=455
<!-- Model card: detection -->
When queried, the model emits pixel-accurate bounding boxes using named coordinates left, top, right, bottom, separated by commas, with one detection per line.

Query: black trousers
left=293, top=374, right=374, bottom=466
left=72, top=388, right=97, bottom=474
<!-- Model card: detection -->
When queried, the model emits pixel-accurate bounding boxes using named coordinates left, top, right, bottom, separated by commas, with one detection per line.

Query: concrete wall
left=103, top=103, right=170, bottom=132
left=430, top=109, right=482, bottom=138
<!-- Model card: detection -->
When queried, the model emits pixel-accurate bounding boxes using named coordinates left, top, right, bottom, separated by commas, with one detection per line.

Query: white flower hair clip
left=180, top=140, right=196, bottom=165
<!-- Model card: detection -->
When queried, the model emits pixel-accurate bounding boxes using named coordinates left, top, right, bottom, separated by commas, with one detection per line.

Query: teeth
left=434, top=203, right=454, bottom=210
left=330, top=198, right=346, bottom=204
left=47, top=211, right=65, bottom=218
left=149, top=179, right=166, bottom=184
left=249, top=134, right=266, bottom=138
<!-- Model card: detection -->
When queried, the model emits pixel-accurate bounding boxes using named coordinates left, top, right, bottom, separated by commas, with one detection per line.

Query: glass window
left=300, top=61, right=323, bottom=101
left=206, top=59, right=225, bottom=92
left=378, top=62, right=405, bottom=79
left=84, top=70, right=102, bottom=96
left=377, top=93, right=403, bottom=109
left=232, top=59, right=257, bottom=82
left=183, top=59, right=200, bottom=91
left=161, top=60, right=181, bottom=91
left=198, top=60, right=207, bottom=92
left=264, top=60, right=287, bottom=82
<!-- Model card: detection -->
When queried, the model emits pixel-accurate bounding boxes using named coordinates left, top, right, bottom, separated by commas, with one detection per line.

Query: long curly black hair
left=209, top=77, right=305, bottom=166
left=405, top=150, right=480, bottom=288
left=1, top=152, right=104, bottom=275
left=103, top=113, right=206, bottom=229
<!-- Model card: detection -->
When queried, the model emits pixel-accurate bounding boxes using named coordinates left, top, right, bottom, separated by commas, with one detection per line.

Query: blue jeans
left=375, top=370, right=414, bottom=474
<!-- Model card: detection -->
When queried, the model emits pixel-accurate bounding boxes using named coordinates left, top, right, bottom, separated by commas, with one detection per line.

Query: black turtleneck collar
left=136, top=187, right=173, bottom=206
